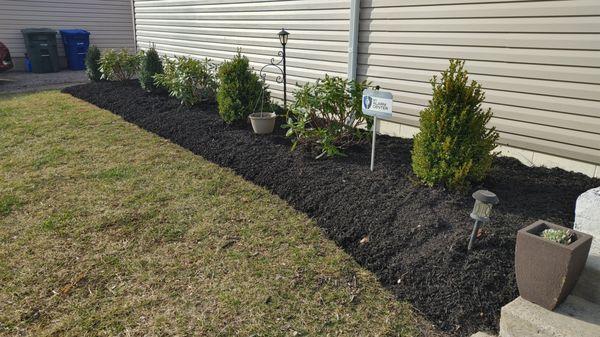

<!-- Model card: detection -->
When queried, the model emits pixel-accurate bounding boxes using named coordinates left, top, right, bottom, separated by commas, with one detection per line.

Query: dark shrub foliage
left=411, top=59, right=499, bottom=190
left=154, top=56, right=217, bottom=107
left=85, top=45, right=102, bottom=82
left=99, top=49, right=141, bottom=81
left=284, top=75, right=372, bottom=158
left=139, top=47, right=163, bottom=91
left=217, top=51, right=269, bottom=124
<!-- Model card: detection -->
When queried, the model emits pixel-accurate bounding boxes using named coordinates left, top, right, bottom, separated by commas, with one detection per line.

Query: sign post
left=362, top=89, right=393, bottom=171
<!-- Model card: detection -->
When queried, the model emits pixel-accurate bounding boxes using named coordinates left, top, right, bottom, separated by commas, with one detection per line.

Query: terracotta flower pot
left=515, top=220, right=592, bottom=310
left=249, top=112, right=276, bottom=134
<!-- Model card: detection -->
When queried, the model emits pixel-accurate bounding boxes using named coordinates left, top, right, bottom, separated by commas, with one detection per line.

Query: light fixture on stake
left=468, top=189, right=499, bottom=251
left=278, top=28, right=288, bottom=111
left=278, top=28, right=289, bottom=46
left=260, top=28, right=289, bottom=114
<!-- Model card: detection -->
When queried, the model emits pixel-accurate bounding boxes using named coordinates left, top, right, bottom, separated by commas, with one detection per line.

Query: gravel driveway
left=0, top=70, right=88, bottom=95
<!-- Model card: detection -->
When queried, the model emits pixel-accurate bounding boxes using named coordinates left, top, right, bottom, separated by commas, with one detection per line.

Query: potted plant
left=515, top=220, right=592, bottom=310
left=248, top=76, right=279, bottom=134
left=249, top=110, right=277, bottom=134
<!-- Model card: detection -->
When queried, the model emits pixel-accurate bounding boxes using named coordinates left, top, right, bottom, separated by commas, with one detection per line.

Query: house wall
left=358, top=0, right=600, bottom=170
left=0, top=0, right=135, bottom=70
left=131, top=0, right=600, bottom=176
left=133, top=0, right=350, bottom=101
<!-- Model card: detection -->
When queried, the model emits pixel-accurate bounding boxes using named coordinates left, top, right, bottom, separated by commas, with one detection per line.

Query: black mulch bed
left=63, top=81, right=600, bottom=336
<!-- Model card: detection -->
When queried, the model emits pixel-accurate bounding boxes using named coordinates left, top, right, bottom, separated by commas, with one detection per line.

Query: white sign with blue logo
left=362, top=89, right=393, bottom=118
left=362, top=89, right=394, bottom=172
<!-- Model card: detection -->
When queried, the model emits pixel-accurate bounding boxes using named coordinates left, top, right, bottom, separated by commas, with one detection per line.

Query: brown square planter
left=515, top=220, right=592, bottom=310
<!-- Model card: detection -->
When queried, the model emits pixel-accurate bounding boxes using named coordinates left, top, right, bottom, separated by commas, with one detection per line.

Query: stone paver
left=575, top=187, right=600, bottom=255
left=471, top=331, right=496, bottom=337
left=500, top=296, right=600, bottom=337
left=573, top=186, right=600, bottom=305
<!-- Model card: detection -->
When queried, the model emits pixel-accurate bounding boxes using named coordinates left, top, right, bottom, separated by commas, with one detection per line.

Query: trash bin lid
left=21, top=28, right=57, bottom=35
left=59, top=29, right=90, bottom=37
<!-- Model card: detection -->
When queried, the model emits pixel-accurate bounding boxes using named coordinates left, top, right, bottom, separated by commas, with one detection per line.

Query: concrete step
left=470, top=332, right=496, bottom=337
left=572, top=255, right=600, bottom=305
left=499, top=296, right=600, bottom=337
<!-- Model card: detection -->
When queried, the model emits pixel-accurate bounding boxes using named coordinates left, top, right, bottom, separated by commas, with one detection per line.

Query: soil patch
left=63, top=81, right=599, bottom=336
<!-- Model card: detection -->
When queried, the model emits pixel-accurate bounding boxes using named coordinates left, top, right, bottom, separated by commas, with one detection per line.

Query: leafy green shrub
left=139, top=47, right=163, bottom=91
left=284, top=75, right=372, bottom=158
left=411, top=59, right=499, bottom=190
left=217, top=51, right=270, bottom=124
left=99, top=49, right=141, bottom=81
left=85, top=45, right=102, bottom=82
left=154, top=56, right=217, bottom=107
left=541, top=228, right=575, bottom=245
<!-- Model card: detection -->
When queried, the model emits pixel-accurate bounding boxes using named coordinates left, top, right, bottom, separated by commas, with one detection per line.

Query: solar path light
left=468, top=190, right=499, bottom=251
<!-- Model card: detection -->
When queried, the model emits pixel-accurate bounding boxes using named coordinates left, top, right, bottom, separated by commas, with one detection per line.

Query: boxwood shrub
left=217, top=51, right=270, bottom=124
left=411, top=59, right=499, bottom=190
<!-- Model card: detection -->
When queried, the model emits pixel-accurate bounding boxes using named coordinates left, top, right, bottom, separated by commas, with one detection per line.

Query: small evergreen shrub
left=139, top=47, right=163, bottom=91
left=411, top=59, right=499, bottom=190
left=541, top=228, right=574, bottom=245
left=284, top=75, right=372, bottom=158
left=217, top=51, right=269, bottom=124
left=99, top=49, right=141, bottom=81
left=85, top=45, right=102, bottom=82
left=154, top=56, right=217, bottom=107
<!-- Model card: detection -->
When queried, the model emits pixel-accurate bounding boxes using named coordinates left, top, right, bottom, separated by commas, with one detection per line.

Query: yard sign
left=362, top=89, right=393, bottom=171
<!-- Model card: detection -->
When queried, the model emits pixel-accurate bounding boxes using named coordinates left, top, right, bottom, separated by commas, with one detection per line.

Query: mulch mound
left=63, top=81, right=599, bottom=336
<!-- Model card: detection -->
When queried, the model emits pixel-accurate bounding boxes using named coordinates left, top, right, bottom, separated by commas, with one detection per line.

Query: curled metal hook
left=259, top=51, right=285, bottom=84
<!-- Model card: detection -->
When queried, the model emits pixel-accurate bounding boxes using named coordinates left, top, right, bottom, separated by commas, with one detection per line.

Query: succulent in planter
left=515, top=220, right=592, bottom=310
left=541, top=228, right=575, bottom=245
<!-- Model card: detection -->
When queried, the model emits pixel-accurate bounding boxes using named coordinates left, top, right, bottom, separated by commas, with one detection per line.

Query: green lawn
left=0, top=91, right=434, bottom=336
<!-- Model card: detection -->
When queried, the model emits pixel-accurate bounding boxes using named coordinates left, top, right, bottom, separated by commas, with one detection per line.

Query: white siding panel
left=358, top=54, right=600, bottom=84
left=360, top=17, right=600, bottom=34
left=362, top=1, right=600, bottom=19
left=134, top=18, right=348, bottom=31
left=0, top=0, right=135, bottom=67
left=133, top=0, right=351, bottom=103
left=360, top=43, right=600, bottom=68
left=359, top=0, right=600, bottom=164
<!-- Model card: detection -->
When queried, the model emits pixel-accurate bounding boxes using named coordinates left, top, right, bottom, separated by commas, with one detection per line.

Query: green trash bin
left=21, top=28, right=59, bottom=73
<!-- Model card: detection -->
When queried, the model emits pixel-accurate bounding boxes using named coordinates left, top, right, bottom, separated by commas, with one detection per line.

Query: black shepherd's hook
left=259, top=50, right=287, bottom=112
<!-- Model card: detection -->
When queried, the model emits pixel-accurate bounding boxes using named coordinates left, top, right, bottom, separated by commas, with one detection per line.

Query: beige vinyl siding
left=133, top=0, right=350, bottom=101
left=0, top=0, right=135, bottom=68
left=358, top=0, right=600, bottom=164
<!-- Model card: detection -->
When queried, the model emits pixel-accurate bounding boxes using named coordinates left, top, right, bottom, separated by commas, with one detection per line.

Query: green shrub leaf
left=411, top=59, right=499, bottom=190
left=139, top=47, right=163, bottom=92
left=153, top=56, right=217, bottom=107
left=217, top=51, right=270, bottom=124
left=84, top=45, right=102, bottom=82
left=283, top=75, right=372, bottom=158
left=99, top=49, right=142, bottom=81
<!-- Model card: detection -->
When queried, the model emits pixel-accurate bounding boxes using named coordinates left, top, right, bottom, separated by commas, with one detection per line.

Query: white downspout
left=130, top=0, right=138, bottom=52
left=347, top=0, right=360, bottom=81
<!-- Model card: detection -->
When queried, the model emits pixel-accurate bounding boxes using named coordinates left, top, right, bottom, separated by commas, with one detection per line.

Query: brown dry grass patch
left=0, top=91, right=436, bottom=337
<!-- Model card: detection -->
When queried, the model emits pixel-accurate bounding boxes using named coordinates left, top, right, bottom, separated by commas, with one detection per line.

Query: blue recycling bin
left=59, top=29, right=90, bottom=70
